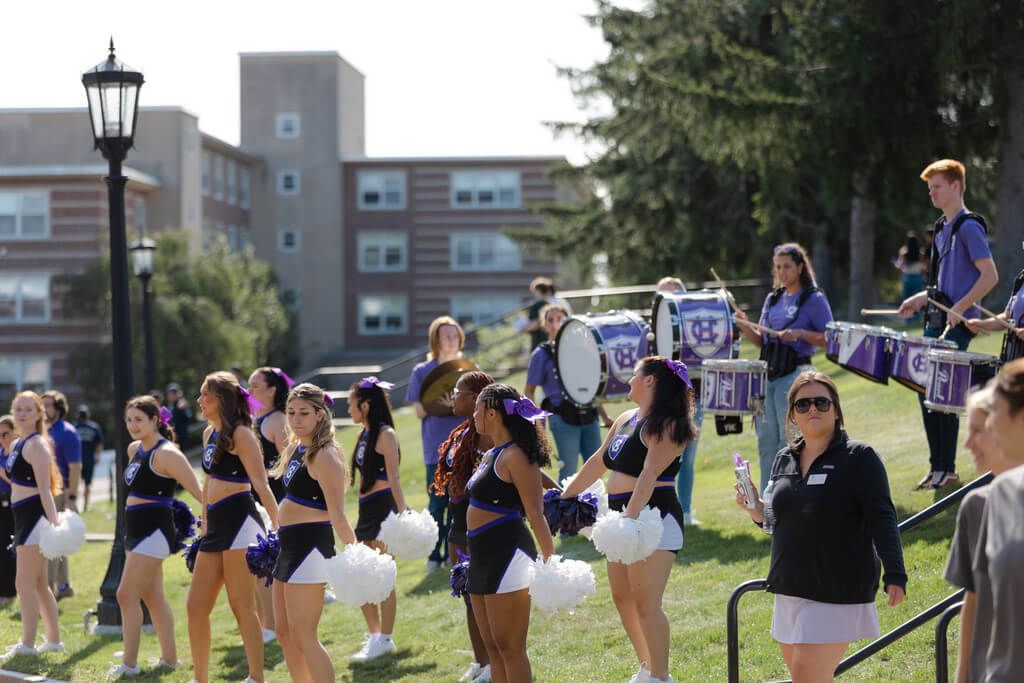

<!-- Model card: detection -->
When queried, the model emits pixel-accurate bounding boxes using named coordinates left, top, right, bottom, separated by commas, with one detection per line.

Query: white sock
left=378, top=633, right=392, bottom=643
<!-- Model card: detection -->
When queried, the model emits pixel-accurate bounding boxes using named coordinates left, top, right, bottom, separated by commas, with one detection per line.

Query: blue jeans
left=548, top=414, right=603, bottom=484
left=676, top=401, right=703, bottom=515
left=425, top=463, right=449, bottom=562
left=918, top=325, right=972, bottom=473
left=755, top=365, right=812, bottom=492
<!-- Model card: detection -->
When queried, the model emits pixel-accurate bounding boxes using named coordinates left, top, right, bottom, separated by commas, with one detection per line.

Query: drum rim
left=828, top=321, right=897, bottom=334
left=554, top=310, right=646, bottom=408
left=701, top=359, right=768, bottom=369
left=650, top=292, right=682, bottom=361
left=925, top=349, right=1001, bottom=362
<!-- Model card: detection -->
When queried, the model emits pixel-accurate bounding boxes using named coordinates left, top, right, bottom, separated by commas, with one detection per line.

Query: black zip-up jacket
left=764, top=430, right=907, bottom=604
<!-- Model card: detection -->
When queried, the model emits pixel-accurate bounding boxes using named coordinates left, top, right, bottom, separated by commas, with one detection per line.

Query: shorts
left=81, top=455, right=96, bottom=485
left=608, top=486, right=684, bottom=554
left=12, top=495, right=46, bottom=547
left=355, top=488, right=397, bottom=542
left=447, top=496, right=469, bottom=547
left=771, top=594, right=879, bottom=644
left=125, top=503, right=176, bottom=559
left=200, top=492, right=265, bottom=552
left=274, top=521, right=336, bottom=584
left=467, top=517, right=536, bottom=595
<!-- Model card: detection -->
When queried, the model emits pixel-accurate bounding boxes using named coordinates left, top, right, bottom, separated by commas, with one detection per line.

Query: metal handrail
left=726, top=472, right=992, bottom=683
left=935, top=600, right=965, bottom=683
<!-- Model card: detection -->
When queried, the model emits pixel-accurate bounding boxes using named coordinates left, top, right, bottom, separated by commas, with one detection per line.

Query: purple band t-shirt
left=759, top=288, right=834, bottom=358
left=0, top=447, right=9, bottom=494
left=1006, top=284, right=1024, bottom=325
left=934, top=209, right=992, bottom=319
left=49, top=418, right=82, bottom=485
left=407, top=359, right=468, bottom=466
left=526, top=344, right=564, bottom=408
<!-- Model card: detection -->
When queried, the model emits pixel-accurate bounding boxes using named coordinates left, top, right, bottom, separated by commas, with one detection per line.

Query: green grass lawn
left=1, top=331, right=1000, bottom=681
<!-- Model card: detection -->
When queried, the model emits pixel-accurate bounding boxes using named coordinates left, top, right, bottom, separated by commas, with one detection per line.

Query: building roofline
left=200, top=133, right=263, bottom=163
left=0, top=105, right=200, bottom=119
left=239, top=51, right=364, bottom=76
left=341, top=155, right=567, bottom=164
left=0, top=165, right=162, bottom=189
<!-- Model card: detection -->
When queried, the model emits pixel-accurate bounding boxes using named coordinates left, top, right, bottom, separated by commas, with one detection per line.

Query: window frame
left=449, top=170, right=521, bottom=209
left=356, top=170, right=407, bottom=211
left=276, top=113, right=301, bottom=140
left=450, top=294, right=523, bottom=327
left=358, top=295, right=408, bottom=336
left=357, top=231, right=408, bottom=272
left=0, top=191, right=50, bottom=239
left=277, top=170, right=301, bottom=196
left=0, top=356, right=51, bottom=404
left=277, top=228, right=301, bottom=253
left=449, top=232, right=523, bottom=271
left=0, top=273, right=51, bottom=323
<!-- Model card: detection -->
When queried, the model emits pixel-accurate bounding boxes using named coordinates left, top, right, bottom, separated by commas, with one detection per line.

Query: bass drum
left=651, top=290, right=733, bottom=372
left=555, top=310, right=646, bottom=408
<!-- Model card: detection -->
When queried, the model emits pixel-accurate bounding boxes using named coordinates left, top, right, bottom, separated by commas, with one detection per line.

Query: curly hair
left=637, top=357, right=698, bottom=446
left=348, top=380, right=397, bottom=494
left=124, top=395, right=176, bottom=443
left=432, top=371, right=494, bottom=497
left=203, top=371, right=257, bottom=465
left=477, top=383, right=551, bottom=467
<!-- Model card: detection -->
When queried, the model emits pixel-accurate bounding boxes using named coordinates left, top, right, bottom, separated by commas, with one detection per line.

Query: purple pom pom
left=183, top=535, right=202, bottom=573
left=171, top=499, right=197, bottom=553
left=543, top=489, right=598, bottom=537
left=245, top=531, right=280, bottom=587
left=449, top=549, right=470, bottom=604
left=542, top=488, right=563, bottom=535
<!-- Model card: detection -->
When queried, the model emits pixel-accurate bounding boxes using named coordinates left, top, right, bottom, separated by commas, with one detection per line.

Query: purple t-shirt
left=526, top=344, right=564, bottom=408
left=49, top=418, right=82, bottom=485
left=934, top=209, right=992, bottom=319
left=407, top=359, right=466, bottom=466
left=759, top=288, right=833, bottom=358
left=0, top=446, right=9, bottom=494
left=1006, top=283, right=1024, bottom=324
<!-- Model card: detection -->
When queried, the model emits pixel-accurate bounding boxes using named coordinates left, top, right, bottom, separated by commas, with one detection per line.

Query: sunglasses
left=793, top=397, right=833, bottom=413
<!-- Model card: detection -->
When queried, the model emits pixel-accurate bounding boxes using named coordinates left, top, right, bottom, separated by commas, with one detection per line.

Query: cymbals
left=420, top=359, right=477, bottom=417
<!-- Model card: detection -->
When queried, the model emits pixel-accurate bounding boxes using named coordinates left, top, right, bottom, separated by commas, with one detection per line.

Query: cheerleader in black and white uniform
left=110, top=395, right=203, bottom=677
left=187, top=371, right=279, bottom=683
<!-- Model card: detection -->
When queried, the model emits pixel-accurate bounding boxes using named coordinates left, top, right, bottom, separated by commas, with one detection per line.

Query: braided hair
left=477, top=383, right=552, bottom=467
left=432, top=371, right=494, bottom=497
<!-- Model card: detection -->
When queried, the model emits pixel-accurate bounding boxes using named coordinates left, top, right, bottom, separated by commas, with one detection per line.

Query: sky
left=7, top=0, right=629, bottom=165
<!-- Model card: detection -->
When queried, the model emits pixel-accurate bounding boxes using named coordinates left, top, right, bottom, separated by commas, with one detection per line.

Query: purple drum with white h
left=889, top=334, right=958, bottom=394
left=555, top=310, right=646, bottom=408
left=700, top=359, right=767, bottom=416
left=924, top=349, right=1001, bottom=415
left=652, top=290, right=733, bottom=375
left=824, top=322, right=894, bottom=385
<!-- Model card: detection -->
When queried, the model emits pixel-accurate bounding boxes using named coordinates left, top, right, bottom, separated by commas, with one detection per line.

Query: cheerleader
left=434, top=371, right=495, bottom=683
left=109, top=396, right=203, bottom=676
left=347, top=376, right=407, bottom=661
left=271, top=383, right=356, bottom=683
left=0, top=392, right=64, bottom=660
left=247, top=366, right=294, bottom=641
left=562, top=357, right=698, bottom=683
left=0, top=415, right=17, bottom=606
left=468, top=383, right=555, bottom=683
left=187, top=372, right=279, bottom=683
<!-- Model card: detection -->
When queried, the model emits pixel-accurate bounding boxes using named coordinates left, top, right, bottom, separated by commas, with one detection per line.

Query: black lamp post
left=129, top=236, right=157, bottom=391
left=82, top=39, right=143, bottom=633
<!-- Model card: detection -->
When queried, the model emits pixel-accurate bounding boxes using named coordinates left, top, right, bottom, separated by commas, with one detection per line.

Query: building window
left=226, top=161, right=237, bottom=205
left=0, top=192, right=49, bottom=238
left=358, top=232, right=407, bottom=272
left=358, top=295, right=407, bottom=335
left=228, top=225, right=238, bottom=252
left=279, top=286, right=300, bottom=310
left=451, top=295, right=522, bottom=327
left=450, top=170, right=520, bottom=208
left=0, top=274, right=50, bottom=322
left=201, top=153, right=210, bottom=196
left=239, top=167, right=250, bottom=209
left=202, top=220, right=212, bottom=248
left=276, top=113, right=301, bottom=139
left=134, top=198, right=147, bottom=231
left=239, top=229, right=251, bottom=251
left=0, top=357, right=50, bottom=405
left=215, top=222, right=226, bottom=247
left=214, top=156, right=224, bottom=200
left=278, top=229, right=301, bottom=252
left=357, top=171, right=406, bottom=210
left=277, top=171, right=300, bottom=196
left=450, top=232, right=522, bottom=271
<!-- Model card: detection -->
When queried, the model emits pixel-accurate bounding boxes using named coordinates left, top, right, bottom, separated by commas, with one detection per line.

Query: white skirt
left=771, top=594, right=879, bottom=644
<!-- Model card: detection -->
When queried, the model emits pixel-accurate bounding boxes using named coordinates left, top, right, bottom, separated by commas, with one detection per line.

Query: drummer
left=524, top=303, right=613, bottom=484
left=735, top=243, right=833, bottom=491
left=965, top=257, right=1024, bottom=363
left=407, top=316, right=471, bottom=571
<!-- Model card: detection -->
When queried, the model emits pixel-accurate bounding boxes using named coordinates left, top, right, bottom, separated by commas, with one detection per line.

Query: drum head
left=654, top=295, right=677, bottom=359
left=555, top=318, right=602, bottom=406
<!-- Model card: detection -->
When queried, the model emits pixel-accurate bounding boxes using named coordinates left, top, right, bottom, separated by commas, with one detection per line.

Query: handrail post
left=935, top=601, right=964, bottom=683
left=727, top=579, right=768, bottom=683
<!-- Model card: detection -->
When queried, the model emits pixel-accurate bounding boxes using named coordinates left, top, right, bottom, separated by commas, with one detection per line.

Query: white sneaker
left=38, top=641, right=65, bottom=653
left=351, top=633, right=396, bottom=661
left=149, top=658, right=180, bottom=669
left=261, top=628, right=276, bottom=644
left=459, top=663, right=483, bottom=681
left=628, top=663, right=651, bottom=683
left=323, top=588, right=338, bottom=604
left=470, top=664, right=492, bottom=683
left=108, top=662, right=141, bottom=677
left=683, top=512, right=701, bottom=526
left=0, top=642, right=38, bottom=661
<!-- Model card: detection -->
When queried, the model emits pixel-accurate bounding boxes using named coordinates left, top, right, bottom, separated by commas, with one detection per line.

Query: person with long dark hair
left=562, top=357, right=696, bottom=683
left=735, top=242, right=833, bottom=492
left=0, top=415, right=18, bottom=606
left=270, top=383, right=356, bottom=683
left=109, top=396, right=203, bottom=676
left=468, top=383, right=555, bottom=683
left=187, top=371, right=279, bottom=683
left=347, top=376, right=407, bottom=661
left=0, top=392, right=63, bottom=660
left=434, top=371, right=495, bottom=683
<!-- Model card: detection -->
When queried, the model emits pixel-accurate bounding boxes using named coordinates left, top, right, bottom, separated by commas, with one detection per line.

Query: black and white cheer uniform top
left=467, top=441, right=525, bottom=525
left=603, top=411, right=679, bottom=483
left=354, top=430, right=388, bottom=482
left=282, top=445, right=327, bottom=511
left=125, top=439, right=176, bottom=501
left=203, top=430, right=249, bottom=483
left=5, top=433, right=41, bottom=487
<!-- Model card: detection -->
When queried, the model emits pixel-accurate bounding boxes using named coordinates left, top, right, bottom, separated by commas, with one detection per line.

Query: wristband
left=68, top=495, right=78, bottom=500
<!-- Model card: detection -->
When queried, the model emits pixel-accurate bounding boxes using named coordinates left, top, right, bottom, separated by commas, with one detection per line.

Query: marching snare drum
left=889, top=334, right=958, bottom=394
left=923, top=349, right=1001, bottom=415
left=651, top=290, right=733, bottom=373
left=554, top=310, right=646, bottom=408
left=700, top=359, right=767, bottom=416
left=824, top=322, right=895, bottom=384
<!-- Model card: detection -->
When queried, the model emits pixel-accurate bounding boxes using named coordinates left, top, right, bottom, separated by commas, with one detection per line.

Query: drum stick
left=734, top=316, right=781, bottom=337
left=927, top=297, right=989, bottom=336
left=976, top=304, right=1017, bottom=331
left=861, top=308, right=901, bottom=316
left=711, top=268, right=743, bottom=315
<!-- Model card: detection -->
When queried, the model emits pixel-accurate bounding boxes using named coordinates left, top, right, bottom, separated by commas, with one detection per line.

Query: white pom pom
left=325, top=543, right=397, bottom=606
left=38, top=510, right=87, bottom=559
left=529, top=555, right=596, bottom=613
left=376, top=509, right=438, bottom=560
left=560, top=475, right=608, bottom=539
left=590, top=507, right=663, bottom=564
left=254, top=502, right=272, bottom=530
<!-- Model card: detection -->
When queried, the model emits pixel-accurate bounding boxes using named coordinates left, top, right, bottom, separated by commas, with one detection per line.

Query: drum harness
left=1000, top=268, right=1024, bottom=363
left=924, top=212, right=988, bottom=332
left=541, top=341, right=599, bottom=426
left=760, top=286, right=819, bottom=380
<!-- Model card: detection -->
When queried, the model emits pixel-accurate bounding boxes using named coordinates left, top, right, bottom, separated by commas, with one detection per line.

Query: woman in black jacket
left=735, top=370, right=906, bottom=683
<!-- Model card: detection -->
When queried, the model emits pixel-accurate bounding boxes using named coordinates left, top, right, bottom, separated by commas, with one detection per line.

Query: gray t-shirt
left=973, top=464, right=1024, bottom=682
left=944, top=488, right=991, bottom=682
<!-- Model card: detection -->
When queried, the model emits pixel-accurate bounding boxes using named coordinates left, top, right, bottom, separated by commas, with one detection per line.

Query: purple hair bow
left=359, top=376, right=395, bottom=391
left=239, top=386, right=266, bottom=414
left=323, top=392, right=335, bottom=406
left=270, top=367, right=296, bottom=390
left=503, top=396, right=552, bottom=423
left=665, top=359, right=693, bottom=391
left=159, top=406, right=173, bottom=426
